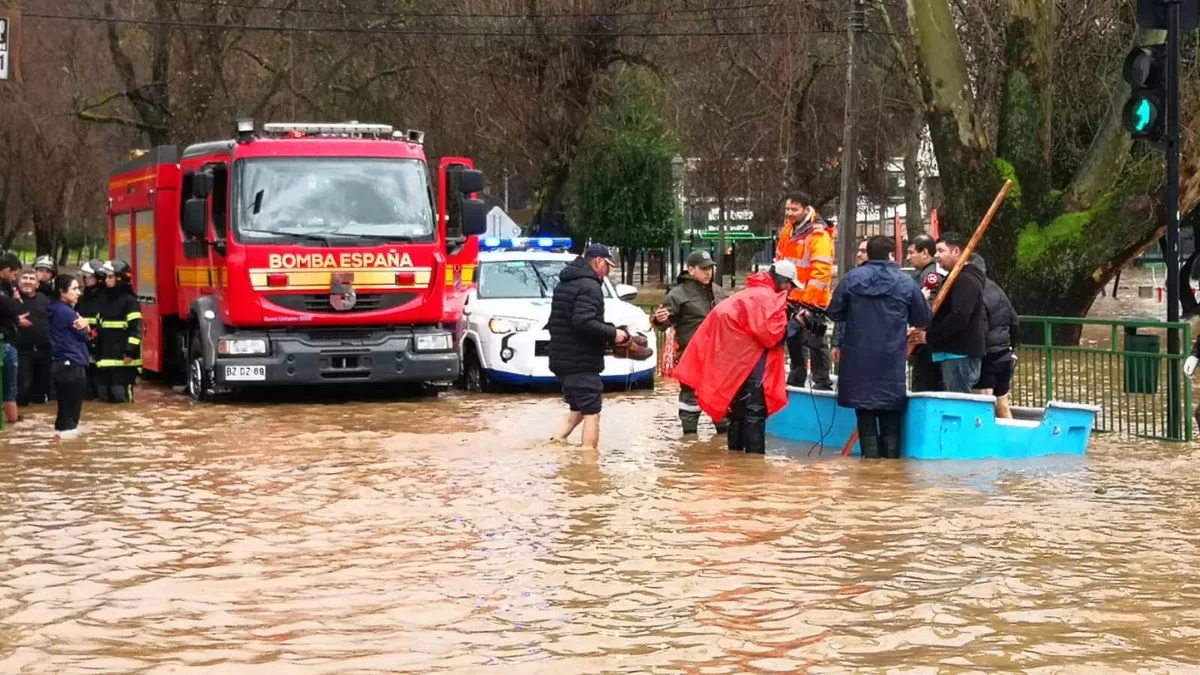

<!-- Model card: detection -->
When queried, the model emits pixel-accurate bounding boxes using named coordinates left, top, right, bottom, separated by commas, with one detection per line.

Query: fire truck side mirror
left=457, top=169, right=485, bottom=195
left=462, top=198, right=488, bottom=237
left=182, top=198, right=208, bottom=240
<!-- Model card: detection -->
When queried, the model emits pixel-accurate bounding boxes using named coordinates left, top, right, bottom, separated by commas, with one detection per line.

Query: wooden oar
left=838, top=179, right=1013, bottom=457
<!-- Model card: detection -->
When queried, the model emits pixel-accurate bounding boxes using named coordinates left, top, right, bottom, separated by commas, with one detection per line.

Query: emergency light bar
left=262, top=122, right=395, bottom=138
left=480, top=237, right=573, bottom=252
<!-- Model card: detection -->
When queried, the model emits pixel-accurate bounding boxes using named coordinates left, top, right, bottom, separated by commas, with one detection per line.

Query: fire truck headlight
left=217, top=338, right=269, bottom=355
left=414, top=334, right=453, bottom=352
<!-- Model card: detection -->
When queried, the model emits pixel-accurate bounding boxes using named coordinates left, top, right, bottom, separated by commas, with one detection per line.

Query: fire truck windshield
left=233, top=157, right=434, bottom=245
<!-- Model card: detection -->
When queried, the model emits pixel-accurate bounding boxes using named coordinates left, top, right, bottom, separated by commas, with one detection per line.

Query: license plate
left=224, top=365, right=267, bottom=381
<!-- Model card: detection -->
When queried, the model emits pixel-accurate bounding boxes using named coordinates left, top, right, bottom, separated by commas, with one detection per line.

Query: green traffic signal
left=1134, top=98, right=1152, bottom=131
left=1122, top=44, right=1166, bottom=141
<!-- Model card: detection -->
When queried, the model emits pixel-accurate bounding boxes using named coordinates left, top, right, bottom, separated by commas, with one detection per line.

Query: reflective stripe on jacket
left=797, top=230, right=834, bottom=308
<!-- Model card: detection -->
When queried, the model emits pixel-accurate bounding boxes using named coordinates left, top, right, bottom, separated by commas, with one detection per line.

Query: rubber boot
left=679, top=410, right=700, bottom=435
left=859, top=434, right=881, bottom=459
left=879, top=411, right=903, bottom=459
left=726, top=419, right=744, bottom=451
left=743, top=417, right=766, bottom=454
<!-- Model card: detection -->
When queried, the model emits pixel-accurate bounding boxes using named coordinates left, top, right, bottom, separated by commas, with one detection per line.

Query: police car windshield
left=234, top=158, right=434, bottom=244
left=478, top=260, right=614, bottom=300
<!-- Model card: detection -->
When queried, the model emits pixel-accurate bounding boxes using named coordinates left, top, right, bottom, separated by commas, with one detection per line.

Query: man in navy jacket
left=828, top=236, right=931, bottom=458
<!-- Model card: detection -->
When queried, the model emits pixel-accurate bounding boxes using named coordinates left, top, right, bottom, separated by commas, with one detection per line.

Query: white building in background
left=845, top=127, right=941, bottom=235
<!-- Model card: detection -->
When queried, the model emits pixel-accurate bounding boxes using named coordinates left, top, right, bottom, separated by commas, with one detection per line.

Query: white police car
left=457, top=237, right=656, bottom=392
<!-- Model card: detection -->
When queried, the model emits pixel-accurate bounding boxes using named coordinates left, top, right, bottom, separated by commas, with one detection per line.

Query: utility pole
left=503, top=167, right=510, bottom=212
left=836, top=0, right=865, bottom=277
left=1165, top=1, right=1183, bottom=439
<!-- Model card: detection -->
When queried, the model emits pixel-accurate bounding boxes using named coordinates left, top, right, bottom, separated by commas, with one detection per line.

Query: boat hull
left=766, top=387, right=1100, bottom=459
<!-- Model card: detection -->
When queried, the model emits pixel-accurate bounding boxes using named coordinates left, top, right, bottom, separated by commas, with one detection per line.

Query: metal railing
left=652, top=312, right=1195, bottom=443
left=1011, top=316, right=1192, bottom=442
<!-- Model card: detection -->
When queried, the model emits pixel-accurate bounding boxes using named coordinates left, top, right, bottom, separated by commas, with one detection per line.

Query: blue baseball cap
left=584, top=244, right=616, bottom=265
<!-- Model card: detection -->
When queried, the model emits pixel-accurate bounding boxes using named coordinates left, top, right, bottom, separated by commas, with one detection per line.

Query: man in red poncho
left=673, top=262, right=801, bottom=454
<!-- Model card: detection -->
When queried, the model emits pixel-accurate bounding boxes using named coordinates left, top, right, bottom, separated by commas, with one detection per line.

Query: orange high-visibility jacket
left=797, top=229, right=834, bottom=308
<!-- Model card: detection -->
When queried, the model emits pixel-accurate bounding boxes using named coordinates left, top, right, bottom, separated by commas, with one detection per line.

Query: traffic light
left=1122, top=44, right=1167, bottom=142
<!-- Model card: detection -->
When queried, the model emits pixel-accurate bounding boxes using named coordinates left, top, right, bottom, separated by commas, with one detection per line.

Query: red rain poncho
left=672, top=272, right=790, bottom=421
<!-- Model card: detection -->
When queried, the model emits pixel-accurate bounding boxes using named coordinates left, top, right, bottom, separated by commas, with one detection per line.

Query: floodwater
left=1, top=381, right=1198, bottom=674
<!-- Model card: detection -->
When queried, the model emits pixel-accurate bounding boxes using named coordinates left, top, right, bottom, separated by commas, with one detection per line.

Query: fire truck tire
left=187, top=333, right=215, bottom=402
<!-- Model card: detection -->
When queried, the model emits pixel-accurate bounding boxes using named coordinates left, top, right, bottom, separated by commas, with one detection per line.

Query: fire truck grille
left=266, top=292, right=417, bottom=314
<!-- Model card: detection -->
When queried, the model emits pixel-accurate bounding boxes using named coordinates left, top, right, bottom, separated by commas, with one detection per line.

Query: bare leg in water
left=552, top=412, right=584, bottom=443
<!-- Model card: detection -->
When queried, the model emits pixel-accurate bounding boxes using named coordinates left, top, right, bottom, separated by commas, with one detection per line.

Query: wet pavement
left=1, top=380, right=1199, bottom=673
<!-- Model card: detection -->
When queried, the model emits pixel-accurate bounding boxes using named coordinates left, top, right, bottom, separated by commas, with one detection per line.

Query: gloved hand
left=1186, top=355, right=1198, bottom=378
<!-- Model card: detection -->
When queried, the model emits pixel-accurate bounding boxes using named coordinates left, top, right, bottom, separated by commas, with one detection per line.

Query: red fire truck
left=106, top=120, right=487, bottom=400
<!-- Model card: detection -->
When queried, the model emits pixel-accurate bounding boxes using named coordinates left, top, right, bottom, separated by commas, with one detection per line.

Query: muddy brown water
left=1, top=379, right=1199, bottom=673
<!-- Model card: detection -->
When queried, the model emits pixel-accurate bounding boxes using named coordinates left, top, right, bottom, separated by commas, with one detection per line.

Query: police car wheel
left=463, top=350, right=493, bottom=393
left=187, top=335, right=214, bottom=402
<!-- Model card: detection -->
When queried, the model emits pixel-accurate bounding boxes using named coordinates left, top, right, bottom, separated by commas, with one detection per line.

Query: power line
left=21, top=11, right=876, bottom=37
left=101, top=0, right=792, bottom=20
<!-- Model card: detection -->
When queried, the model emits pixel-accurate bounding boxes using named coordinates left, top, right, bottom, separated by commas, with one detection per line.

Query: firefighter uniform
left=95, top=260, right=142, bottom=403
left=786, top=225, right=834, bottom=389
left=77, top=260, right=106, bottom=400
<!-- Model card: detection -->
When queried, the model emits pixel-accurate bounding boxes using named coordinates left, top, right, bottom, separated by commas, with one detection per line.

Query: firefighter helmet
left=80, top=259, right=105, bottom=278
left=102, top=260, right=131, bottom=282
left=33, top=255, right=56, bottom=272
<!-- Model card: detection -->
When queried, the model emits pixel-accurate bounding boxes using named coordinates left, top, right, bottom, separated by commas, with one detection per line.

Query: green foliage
left=569, top=70, right=679, bottom=251
left=991, top=158, right=1023, bottom=213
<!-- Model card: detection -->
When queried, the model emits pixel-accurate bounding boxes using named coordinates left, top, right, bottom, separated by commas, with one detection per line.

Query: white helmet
left=33, top=255, right=55, bottom=272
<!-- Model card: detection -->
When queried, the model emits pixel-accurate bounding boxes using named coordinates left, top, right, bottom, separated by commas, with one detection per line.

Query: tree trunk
left=904, top=117, right=923, bottom=242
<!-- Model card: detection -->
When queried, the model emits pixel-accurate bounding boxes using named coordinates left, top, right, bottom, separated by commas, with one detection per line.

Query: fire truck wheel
left=187, top=334, right=214, bottom=402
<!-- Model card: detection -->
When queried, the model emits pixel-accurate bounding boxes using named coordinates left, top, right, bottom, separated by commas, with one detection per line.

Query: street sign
left=0, top=17, right=9, bottom=81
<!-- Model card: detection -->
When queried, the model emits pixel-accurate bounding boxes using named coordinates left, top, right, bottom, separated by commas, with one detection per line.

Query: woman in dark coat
left=828, top=236, right=932, bottom=458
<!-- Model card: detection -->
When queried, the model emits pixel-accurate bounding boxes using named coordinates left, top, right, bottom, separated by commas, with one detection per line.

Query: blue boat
left=766, top=387, right=1101, bottom=459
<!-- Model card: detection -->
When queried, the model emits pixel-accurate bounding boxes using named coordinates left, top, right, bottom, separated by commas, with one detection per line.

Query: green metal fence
left=1011, top=316, right=1192, bottom=442
left=652, top=313, right=1195, bottom=442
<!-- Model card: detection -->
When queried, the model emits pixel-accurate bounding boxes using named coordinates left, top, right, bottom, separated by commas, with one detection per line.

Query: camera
left=788, top=301, right=828, bottom=338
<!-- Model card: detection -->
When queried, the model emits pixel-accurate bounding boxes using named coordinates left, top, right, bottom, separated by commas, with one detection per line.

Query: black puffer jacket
left=972, top=255, right=1019, bottom=360
left=547, top=257, right=617, bottom=376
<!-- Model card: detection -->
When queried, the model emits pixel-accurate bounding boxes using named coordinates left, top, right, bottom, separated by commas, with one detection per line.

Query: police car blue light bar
left=480, top=237, right=573, bottom=252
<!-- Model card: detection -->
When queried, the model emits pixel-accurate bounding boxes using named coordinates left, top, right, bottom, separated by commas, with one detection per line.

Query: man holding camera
left=652, top=249, right=729, bottom=435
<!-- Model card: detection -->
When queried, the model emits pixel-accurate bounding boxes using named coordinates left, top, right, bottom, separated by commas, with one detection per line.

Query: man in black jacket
left=547, top=244, right=629, bottom=449
left=909, top=231, right=987, bottom=393
left=906, top=234, right=943, bottom=392
left=0, top=252, right=31, bottom=423
left=651, top=249, right=729, bottom=435
left=16, top=269, right=52, bottom=406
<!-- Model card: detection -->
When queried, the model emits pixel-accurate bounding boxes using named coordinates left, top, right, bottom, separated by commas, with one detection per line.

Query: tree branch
left=1064, top=27, right=1166, bottom=210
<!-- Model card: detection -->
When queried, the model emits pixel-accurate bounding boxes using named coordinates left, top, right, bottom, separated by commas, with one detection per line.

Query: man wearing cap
left=652, top=249, right=730, bottom=435
left=673, top=262, right=801, bottom=454
left=547, top=244, right=630, bottom=449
